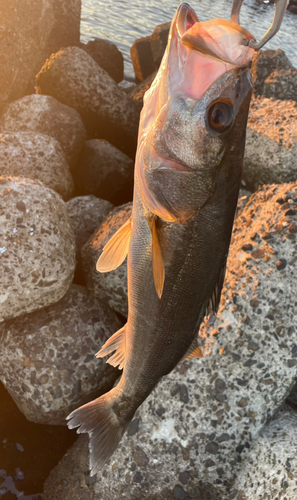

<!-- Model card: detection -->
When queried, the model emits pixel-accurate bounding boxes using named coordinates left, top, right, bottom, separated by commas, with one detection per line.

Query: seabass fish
left=67, top=3, right=255, bottom=474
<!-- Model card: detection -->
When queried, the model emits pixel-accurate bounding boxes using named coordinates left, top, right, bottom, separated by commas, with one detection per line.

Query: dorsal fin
left=151, top=216, right=165, bottom=299
left=96, top=218, right=131, bottom=273
left=206, top=263, right=226, bottom=315
left=183, top=338, right=203, bottom=362
left=96, top=325, right=126, bottom=370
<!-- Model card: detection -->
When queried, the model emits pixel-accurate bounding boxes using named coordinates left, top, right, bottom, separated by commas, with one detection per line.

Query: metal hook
left=231, top=0, right=245, bottom=25
left=242, top=0, right=289, bottom=50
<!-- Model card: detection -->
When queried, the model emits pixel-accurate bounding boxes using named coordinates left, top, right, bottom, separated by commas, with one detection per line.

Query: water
left=81, top=0, right=297, bottom=79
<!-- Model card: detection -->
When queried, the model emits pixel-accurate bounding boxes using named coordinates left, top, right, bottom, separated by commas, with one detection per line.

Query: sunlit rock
left=82, top=203, right=131, bottom=317
left=66, top=195, right=113, bottom=279
left=36, top=47, right=140, bottom=159
left=0, top=95, right=86, bottom=169
left=0, top=132, right=74, bottom=201
left=244, top=97, right=297, bottom=191
left=0, top=177, right=75, bottom=322
left=80, top=39, right=124, bottom=83
left=72, top=182, right=296, bottom=499
left=73, top=139, right=134, bottom=204
left=263, top=68, right=297, bottom=101
left=251, top=49, right=292, bottom=96
left=0, top=285, right=122, bottom=425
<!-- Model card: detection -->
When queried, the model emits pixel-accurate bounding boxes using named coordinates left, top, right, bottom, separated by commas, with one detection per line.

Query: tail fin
left=66, top=391, right=129, bottom=476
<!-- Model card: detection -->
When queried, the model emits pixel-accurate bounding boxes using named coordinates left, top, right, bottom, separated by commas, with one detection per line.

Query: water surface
left=81, top=0, right=297, bottom=79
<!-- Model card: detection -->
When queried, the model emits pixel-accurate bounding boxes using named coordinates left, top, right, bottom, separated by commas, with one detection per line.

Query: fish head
left=136, top=3, right=255, bottom=223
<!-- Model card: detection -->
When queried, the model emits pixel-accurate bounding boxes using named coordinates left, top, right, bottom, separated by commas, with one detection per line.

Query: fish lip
left=175, top=2, right=199, bottom=38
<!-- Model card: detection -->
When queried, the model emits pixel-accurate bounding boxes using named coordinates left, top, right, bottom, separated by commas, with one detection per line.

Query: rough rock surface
left=0, top=285, right=122, bottom=425
left=47, top=0, right=81, bottom=56
left=233, top=405, right=297, bottom=499
left=82, top=203, right=132, bottom=317
left=73, top=139, right=135, bottom=204
left=36, top=47, right=140, bottom=158
left=251, top=49, right=292, bottom=96
left=66, top=195, right=113, bottom=278
left=0, top=177, right=76, bottom=322
left=286, top=381, right=297, bottom=408
left=128, top=71, right=157, bottom=112
left=74, top=182, right=297, bottom=499
left=263, top=68, right=297, bottom=101
left=243, top=97, right=297, bottom=191
left=0, top=95, right=87, bottom=169
left=0, top=132, right=74, bottom=200
left=80, top=39, right=124, bottom=83
left=150, top=22, right=170, bottom=67
left=0, top=0, right=55, bottom=112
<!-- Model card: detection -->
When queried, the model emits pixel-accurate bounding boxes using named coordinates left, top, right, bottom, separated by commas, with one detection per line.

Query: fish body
left=67, top=3, right=255, bottom=475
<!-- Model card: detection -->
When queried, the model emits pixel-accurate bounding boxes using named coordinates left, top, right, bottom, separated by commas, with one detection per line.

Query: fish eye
left=207, top=101, right=234, bottom=133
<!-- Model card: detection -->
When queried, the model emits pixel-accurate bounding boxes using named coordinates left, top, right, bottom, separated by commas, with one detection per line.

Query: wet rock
left=36, top=47, right=139, bottom=159
left=251, top=49, right=292, bottom=96
left=263, top=68, right=297, bottom=101
left=128, top=72, right=157, bottom=112
left=82, top=203, right=131, bottom=317
left=0, top=95, right=86, bottom=169
left=0, top=132, right=74, bottom=200
left=73, top=139, right=134, bottom=204
left=66, top=195, right=113, bottom=276
left=0, top=177, right=75, bottom=322
left=80, top=39, right=124, bottom=83
left=233, top=405, right=297, bottom=499
left=130, top=23, right=170, bottom=81
left=0, top=285, right=122, bottom=425
left=78, top=182, right=297, bottom=498
left=243, top=97, right=297, bottom=191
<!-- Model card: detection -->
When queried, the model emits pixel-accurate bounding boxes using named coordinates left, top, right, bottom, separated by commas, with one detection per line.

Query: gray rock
left=82, top=203, right=131, bottom=317
left=66, top=195, right=113, bottom=276
left=251, top=49, right=292, bottom=96
left=233, top=405, right=297, bottom=499
left=80, top=39, right=124, bottom=83
left=286, top=381, right=297, bottom=408
left=0, top=285, right=122, bottom=425
left=36, top=47, right=140, bottom=159
left=81, top=182, right=296, bottom=498
left=243, top=97, right=297, bottom=191
left=73, top=139, right=134, bottom=204
left=0, top=176, right=75, bottom=322
left=263, top=68, right=297, bottom=101
left=150, top=22, right=171, bottom=67
left=0, top=132, right=74, bottom=200
left=47, top=0, right=81, bottom=56
left=0, top=94, right=87, bottom=169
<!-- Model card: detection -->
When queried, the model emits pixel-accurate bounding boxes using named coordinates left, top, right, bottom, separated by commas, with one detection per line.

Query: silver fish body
left=67, top=3, right=254, bottom=475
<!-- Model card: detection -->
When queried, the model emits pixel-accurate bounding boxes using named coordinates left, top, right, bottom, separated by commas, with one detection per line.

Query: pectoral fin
left=96, top=325, right=126, bottom=370
left=96, top=218, right=131, bottom=273
left=151, top=216, right=165, bottom=299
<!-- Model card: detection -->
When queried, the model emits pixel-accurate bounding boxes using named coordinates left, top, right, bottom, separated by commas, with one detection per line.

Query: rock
left=79, top=182, right=296, bottom=498
left=251, top=49, right=292, bottom=96
left=0, top=285, right=122, bottom=425
left=130, top=23, right=170, bottom=82
left=243, top=97, right=297, bottom=191
left=263, top=68, right=297, bottom=101
left=288, top=4, right=297, bottom=13
left=80, top=39, right=124, bottom=83
left=47, top=0, right=81, bottom=56
left=0, top=132, right=74, bottom=200
left=0, top=0, right=55, bottom=112
left=66, top=195, right=113, bottom=277
left=82, top=203, right=131, bottom=317
left=233, top=405, right=297, bottom=499
left=286, top=380, right=297, bottom=408
left=128, top=72, right=157, bottom=112
left=0, top=95, right=86, bottom=169
left=131, top=35, right=157, bottom=82
left=73, top=139, right=135, bottom=204
left=36, top=47, right=140, bottom=159
left=0, top=176, right=75, bottom=322
left=43, top=435, right=95, bottom=500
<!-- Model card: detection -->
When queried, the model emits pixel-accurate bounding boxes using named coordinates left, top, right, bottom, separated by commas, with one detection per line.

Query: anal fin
left=96, top=218, right=131, bottom=273
left=96, top=325, right=126, bottom=370
left=151, top=216, right=165, bottom=299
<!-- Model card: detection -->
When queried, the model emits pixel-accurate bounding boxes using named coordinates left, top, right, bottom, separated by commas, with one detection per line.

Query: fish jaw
left=136, top=3, right=255, bottom=224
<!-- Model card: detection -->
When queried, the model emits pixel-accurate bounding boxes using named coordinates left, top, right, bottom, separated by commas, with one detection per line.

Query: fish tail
left=66, top=388, right=130, bottom=476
